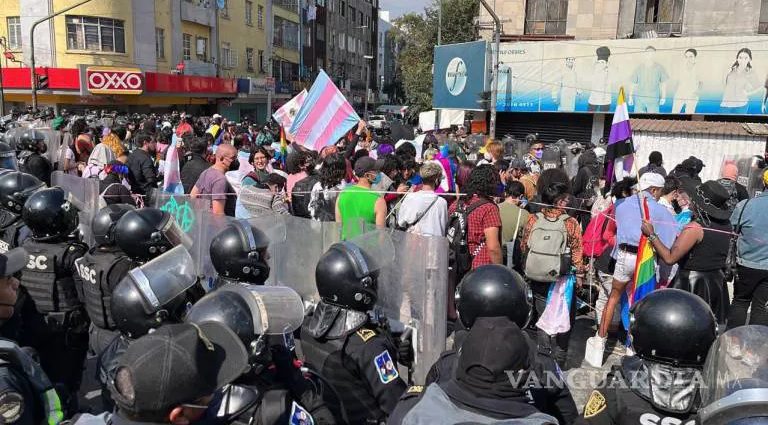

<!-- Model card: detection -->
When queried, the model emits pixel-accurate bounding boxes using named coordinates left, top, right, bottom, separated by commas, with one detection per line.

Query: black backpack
left=291, top=174, right=320, bottom=218
left=446, top=199, right=490, bottom=281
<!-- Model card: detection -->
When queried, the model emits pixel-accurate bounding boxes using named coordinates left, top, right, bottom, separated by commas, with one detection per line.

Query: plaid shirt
left=521, top=207, right=585, bottom=275
left=449, top=195, right=502, bottom=269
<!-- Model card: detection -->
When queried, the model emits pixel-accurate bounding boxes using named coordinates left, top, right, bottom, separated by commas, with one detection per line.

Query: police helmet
left=114, top=208, right=191, bottom=261
left=17, top=129, right=46, bottom=152
left=0, top=171, right=44, bottom=214
left=22, top=187, right=79, bottom=240
left=92, top=204, right=136, bottom=247
left=455, top=265, right=532, bottom=329
left=0, top=142, right=16, bottom=171
left=630, top=288, right=717, bottom=367
left=315, top=241, right=379, bottom=312
left=210, top=221, right=271, bottom=284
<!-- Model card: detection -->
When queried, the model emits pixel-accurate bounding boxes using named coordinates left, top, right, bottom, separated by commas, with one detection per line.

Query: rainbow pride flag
left=621, top=196, right=657, bottom=330
left=279, top=127, right=288, bottom=167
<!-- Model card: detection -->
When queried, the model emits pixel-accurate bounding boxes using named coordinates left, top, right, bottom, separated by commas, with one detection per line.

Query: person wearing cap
left=717, top=161, right=749, bottom=212
left=73, top=322, right=250, bottom=425
left=641, top=181, right=733, bottom=325
left=0, top=248, right=65, bottom=425
left=508, top=158, right=538, bottom=201
left=597, top=172, right=677, bottom=339
left=388, top=317, right=560, bottom=425
left=335, top=156, right=386, bottom=240
left=396, top=162, right=447, bottom=237
left=726, top=169, right=768, bottom=329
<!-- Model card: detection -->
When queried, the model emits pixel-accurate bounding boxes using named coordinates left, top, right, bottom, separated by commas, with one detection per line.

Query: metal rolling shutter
left=495, top=112, right=594, bottom=145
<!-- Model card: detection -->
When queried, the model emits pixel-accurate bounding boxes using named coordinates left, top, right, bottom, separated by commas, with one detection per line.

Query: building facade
left=377, top=10, right=395, bottom=103
left=462, top=0, right=768, bottom=145
left=0, top=0, right=305, bottom=120
left=324, top=0, right=379, bottom=109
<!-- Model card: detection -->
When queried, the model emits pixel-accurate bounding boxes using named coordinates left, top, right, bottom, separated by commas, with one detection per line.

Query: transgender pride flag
left=604, top=87, right=636, bottom=190
left=290, top=70, right=361, bottom=151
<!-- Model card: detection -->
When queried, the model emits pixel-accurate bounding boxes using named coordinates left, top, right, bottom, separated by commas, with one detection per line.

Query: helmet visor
left=699, top=326, right=768, bottom=423
left=162, top=215, right=194, bottom=251
left=222, top=285, right=304, bottom=335
left=0, top=152, right=17, bottom=171
left=128, top=245, right=197, bottom=314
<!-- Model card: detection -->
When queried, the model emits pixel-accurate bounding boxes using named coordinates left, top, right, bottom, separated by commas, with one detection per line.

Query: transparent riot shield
left=125, top=245, right=198, bottom=314
left=720, top=155, right=764, bottom=198
left=698, top=325, right=768, bottom=423
left=268, top=218, right=448, bottom=384
left=541, top=145, right=562, bottom=171
left=192, top=212, right=237, bottom=289
left=4, top=127, right=27, bottom=151
left=31, top=127, right=59, bottom=166
left=52, top=171, right=100, bottom=246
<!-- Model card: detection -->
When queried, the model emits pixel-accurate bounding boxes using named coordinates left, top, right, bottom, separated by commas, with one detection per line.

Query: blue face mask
left=520, top=196, right=528, bottom=208
left=371, top=172, right=382, bottom=185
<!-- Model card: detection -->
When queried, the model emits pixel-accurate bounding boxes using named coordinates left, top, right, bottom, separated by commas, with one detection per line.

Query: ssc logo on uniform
left=25, top=255, right=47, bottom=271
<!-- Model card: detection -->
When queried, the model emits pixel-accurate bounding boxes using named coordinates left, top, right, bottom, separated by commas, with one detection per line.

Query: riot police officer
left=187, top=285, right=337, bottom=424
left=0, top=247, right=64, bottom=425
left=577, top=289, right=717, bottom=425
left=301, top=241, right=407, bottom=424
left=18, top=187, right=88, bottom=413
left=0, top=172, right=44, bottom=254
left=113, top=208, right=192, bottom=264
left=74, top=204, right=136, bottom=356
left=16, top=130, right=51, bottom=186
left=393, top=265, right=578, bottom=425
left=209, top=220, right=271, bottom=287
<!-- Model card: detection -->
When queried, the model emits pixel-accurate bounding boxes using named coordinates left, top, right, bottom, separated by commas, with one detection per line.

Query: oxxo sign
left=86, top=67, right=144, bottom=95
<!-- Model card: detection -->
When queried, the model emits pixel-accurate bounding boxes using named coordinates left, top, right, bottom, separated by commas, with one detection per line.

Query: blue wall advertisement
left=433, top=41, right=489, bottom=110
left=495, top=35, right=768, bottom=115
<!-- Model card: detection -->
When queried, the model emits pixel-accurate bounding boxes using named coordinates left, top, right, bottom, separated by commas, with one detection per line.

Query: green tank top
left=337, top=185, right=380, bottom=240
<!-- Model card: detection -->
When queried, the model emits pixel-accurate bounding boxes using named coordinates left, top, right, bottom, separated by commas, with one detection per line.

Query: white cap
left=212, top=113, right=222, bottom=119
left=638, top=172, right=665, bottom=190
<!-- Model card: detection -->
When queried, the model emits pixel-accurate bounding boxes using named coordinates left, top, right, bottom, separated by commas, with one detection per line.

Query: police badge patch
left=0, top=391, right=24, bottom=423
left=289, top=401, right=314, bottom=425
left=374, top=350, right=399, bottom=384
left=583, top=390, right=606, bottom=418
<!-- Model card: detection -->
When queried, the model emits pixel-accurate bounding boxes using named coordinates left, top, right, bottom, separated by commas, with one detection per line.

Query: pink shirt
left=286, top=171, right=307, bottom=199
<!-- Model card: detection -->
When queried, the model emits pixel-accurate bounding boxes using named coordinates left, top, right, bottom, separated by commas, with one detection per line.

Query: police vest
left=300, top=331, right=385, bottom=423
left=75, top=249, right=129, bottom=330
left=20, top=240, right=82, bottom=314
left=16, top=152, right=33, bottom=173
left=403, top=383, right=558, bottom=425
left=0, top=220, right=26, bottom=254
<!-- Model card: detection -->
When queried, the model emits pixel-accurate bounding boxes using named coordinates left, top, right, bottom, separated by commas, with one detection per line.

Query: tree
left=392, top=0, right=479, bottom=117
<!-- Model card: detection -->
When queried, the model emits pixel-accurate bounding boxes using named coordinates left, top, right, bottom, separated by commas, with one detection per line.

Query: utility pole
left=30, top=0, right=93, bottom=111
left=266, top=0, right=274, bottom=121
left=297, top=0, right=303, bottom=83
left=434, top=0, right=442, bottom=132
left=364, top=55, right=373, bottom=118
left=478, top=0, right=499, bottom=140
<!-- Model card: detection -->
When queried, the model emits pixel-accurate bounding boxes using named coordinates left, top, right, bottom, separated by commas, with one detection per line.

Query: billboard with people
left=495, top=36, right=768, bottom=115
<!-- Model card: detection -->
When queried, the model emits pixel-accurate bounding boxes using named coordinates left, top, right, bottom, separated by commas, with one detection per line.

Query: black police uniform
left=301, top=319, right=407, bottom=424
left=74, top=246, right=135, bottom=355
left=576, top=356, right=699, bottom=425
left=0, top=339, right=62, bottom=425
left=16, top=153, right=51, bottom=187
left=0, top=211, right=30, bottom=254
left=19, top=236, right=88, bottom=407
left=424, top=348, right=578, bottom=424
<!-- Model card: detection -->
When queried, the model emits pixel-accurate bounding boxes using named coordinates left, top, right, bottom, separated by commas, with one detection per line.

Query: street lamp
left=363, top=55, right=373, bottom=119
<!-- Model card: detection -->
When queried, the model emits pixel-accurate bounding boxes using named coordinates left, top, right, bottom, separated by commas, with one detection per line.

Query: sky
left=380, top=0, right=431, bottom=19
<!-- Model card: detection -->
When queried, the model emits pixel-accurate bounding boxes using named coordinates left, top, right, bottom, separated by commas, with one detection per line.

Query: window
left=258, top=49, right=265, bottom=72
left=196, top=37, right=208, bottom=60
left=155, top=28, right=165, bottom=59
left=258, top=5, right=264, bottom=28
left=6, top=17, right=21, bottom=50
left=349, top=6, right=355, bottom=21
left=348, top=35, right=355, bottom=53
left=359, top=11, right=363, bottom=26
left=274, top=17, right=299, bottom=50
left=245, top=1, right=253, bottom=25
left=761, top=0, right=768, bottom=33
left=341, top=1, right=345, bottom=16
left=304, top=27, right=312, bottom=47
left=183, top=33, right=192, bottom=60
left=634, top=0, right=684, bottom=36
left=222, top=42, right=237, bottom=68
left=66, top=16, right=126, bottom=52
left=220, top=0, right=229, bottom=17
left=524, top=0, right=568, bottom=35
left=246, top=47, right=255, bottom=71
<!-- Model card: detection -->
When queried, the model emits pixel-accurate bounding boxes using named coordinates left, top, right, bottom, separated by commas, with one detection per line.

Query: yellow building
left=0, top=0, right=301, bottom=119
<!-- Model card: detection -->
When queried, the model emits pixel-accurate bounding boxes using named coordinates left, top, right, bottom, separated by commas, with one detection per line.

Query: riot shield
left=4, top=127, right=27, bottom=151
left=52, top=171, right=100, bottom=246
left=698, top=325, right=768, bottom=423
left=0, top=149, right=17, bottom=170
left=541, top=145, right=562, bottom=171
left=720, top=155, right=765, bottom=198
left=35, top=128, right=59, bottom=166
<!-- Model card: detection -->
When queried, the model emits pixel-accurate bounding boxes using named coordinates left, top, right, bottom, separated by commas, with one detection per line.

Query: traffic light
left=477, top=91, right=491, bottom=110
left=36, top=74, right=49, bottom=90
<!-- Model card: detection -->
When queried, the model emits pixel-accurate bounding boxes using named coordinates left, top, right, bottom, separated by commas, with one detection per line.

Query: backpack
left=718, top=178, right=740, bottom=212
left=446, top=199, right=490, bottom=280
left=524, top=213, right=571, bottom=282
left=291, top=174, right=320, bottom=218
left=582, top=205, right=613, bottom=257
